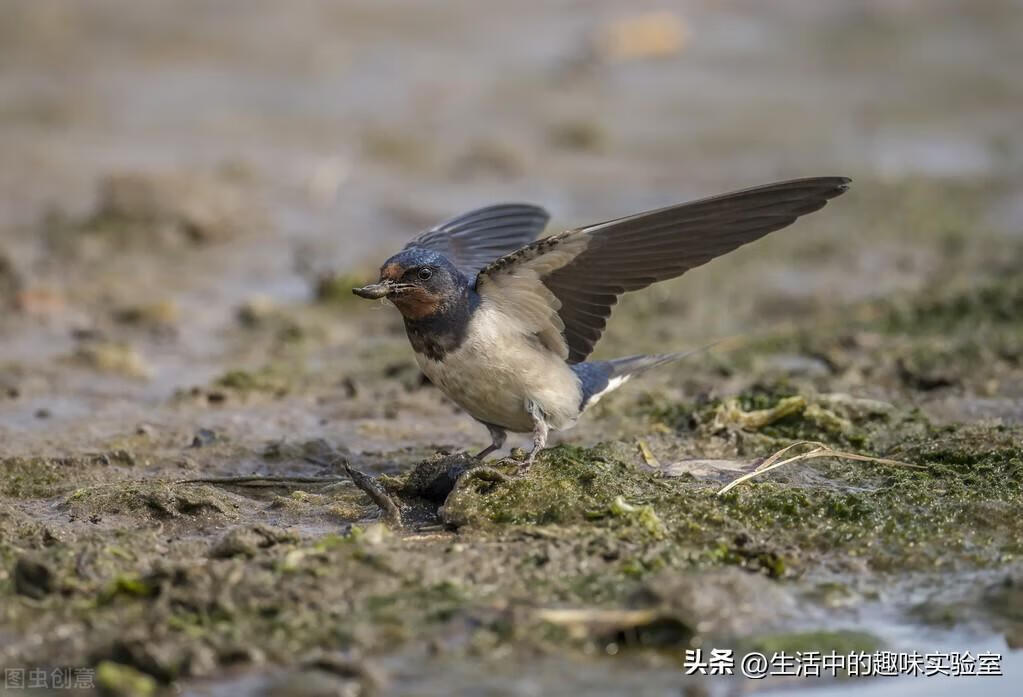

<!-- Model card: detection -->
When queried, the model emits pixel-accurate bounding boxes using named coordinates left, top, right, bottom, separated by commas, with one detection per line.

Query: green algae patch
left=647, top=386, right=896, bottom=453
left=98, top=574, right=159, bottom=604
left=742, top=629, right=883, bottom=655
left=441, top=445, right=666, bottom=529
left=96, top=661, right=157, bottom=697
left=5, top=307, right=1023, bottom=680
left=0, top=503, right=49, bottom=548
left=3, top=419, right=1022, bottom=680
left=1, top=451, right=139, bottom=500
left=1, top=457, right=73, bottom=498
left=605, top=496, right=668, bottom=539
left=879, top=274, right=1023, bottom=335
left=719, top=390, right=897, bottom=451
left=715, top=422, right=1023, bottom=570
left=716, top=395, right=808, bottom=430
left=442, top=416, right=1023, bottom=576
left=213, top=367, right=296, bottom=396
left=61, top=482, right=239, bottom=524
left=67, top=341, right=151, bottom=379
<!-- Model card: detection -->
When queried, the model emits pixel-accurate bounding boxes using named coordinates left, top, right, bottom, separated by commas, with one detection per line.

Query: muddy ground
left=1, top=1, right=1022, bottom=695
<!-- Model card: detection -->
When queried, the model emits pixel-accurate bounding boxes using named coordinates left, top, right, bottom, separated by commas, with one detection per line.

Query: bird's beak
left=352, top=280, right=393, bottom=299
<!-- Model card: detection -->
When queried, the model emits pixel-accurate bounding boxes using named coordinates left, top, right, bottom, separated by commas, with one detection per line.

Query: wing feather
left=477, top=177, right=850, bottom=363
left=405, top=203, right=549, bottom=278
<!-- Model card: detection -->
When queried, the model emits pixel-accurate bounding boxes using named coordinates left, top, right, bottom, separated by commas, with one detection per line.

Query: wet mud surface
left=2, top=1, right=1023, bottom=695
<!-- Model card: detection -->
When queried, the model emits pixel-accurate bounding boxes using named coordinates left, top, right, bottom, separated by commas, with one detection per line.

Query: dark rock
left=190, top=428, right=216, bottom=448
left=14, top=555, right=54, bottom=599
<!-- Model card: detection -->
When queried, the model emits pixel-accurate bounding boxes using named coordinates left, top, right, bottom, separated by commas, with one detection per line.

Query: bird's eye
left=417, top=267, right=433, bottom=281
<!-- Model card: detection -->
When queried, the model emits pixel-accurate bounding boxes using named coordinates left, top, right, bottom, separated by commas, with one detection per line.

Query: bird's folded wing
left=404, top=203, right=550, bottom=279
left=476, top=177, right=851, bottom=363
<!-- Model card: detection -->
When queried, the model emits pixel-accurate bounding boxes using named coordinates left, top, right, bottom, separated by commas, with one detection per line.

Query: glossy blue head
left=353, top=247, right=470, bottom=320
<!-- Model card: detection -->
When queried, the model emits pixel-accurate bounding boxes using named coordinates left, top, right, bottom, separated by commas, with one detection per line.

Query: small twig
left=344, top=464, right=402, bottom=527
left=303, top=455, right=349, bottom=470
left=175, top=475, right=352, bottom=488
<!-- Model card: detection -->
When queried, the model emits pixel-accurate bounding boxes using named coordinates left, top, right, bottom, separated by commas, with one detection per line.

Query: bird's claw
left=515, top=450, right=539, bottom=475
left=489, top=448, right=537, bottom=477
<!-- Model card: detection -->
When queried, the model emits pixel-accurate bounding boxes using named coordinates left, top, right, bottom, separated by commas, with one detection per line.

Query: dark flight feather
left=477, top=177, right=851, bottom=363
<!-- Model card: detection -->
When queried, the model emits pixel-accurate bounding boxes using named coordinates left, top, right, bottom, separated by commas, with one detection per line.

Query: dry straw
left=717, top=440, right=923, bottom=496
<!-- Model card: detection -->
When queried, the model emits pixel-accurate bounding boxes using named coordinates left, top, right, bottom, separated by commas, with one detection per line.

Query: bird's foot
left=520, top=400, right=548, bottom=475
left=472, top=446, right=495, bottom=461
left=473, top=423, right=508, bottom=461
left=506, top=446, right=539, bottom=476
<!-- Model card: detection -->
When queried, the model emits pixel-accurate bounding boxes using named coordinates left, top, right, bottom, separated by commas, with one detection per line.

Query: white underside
left=414, top=302, right=583, bottom=433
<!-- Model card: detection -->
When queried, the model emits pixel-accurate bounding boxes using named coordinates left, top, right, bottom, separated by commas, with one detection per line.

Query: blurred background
left=1, top=2, right=1022, bottom=694
left=1, top=0, right=1022, bottom=442
left=3, top=0, right=1022, bottom=453
left=2, top=0, right=1023, bottom=451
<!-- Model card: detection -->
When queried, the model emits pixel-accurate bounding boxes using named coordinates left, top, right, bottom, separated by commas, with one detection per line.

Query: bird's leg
left=522, top=400, right=549, bottom=469
left=473, top=422, right=507, bottom=460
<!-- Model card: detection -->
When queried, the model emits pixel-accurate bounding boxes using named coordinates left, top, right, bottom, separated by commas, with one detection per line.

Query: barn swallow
left=354, top=177, right=850, bottom=465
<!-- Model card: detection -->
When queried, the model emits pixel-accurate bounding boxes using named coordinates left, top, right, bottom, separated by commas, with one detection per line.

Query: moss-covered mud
left=2, top=351, right=1021, bottom=694
left=4, top=1, right=1023, bottom=694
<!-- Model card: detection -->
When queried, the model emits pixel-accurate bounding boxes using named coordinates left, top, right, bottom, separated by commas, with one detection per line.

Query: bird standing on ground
left=354, top=177, right=850, bottom=466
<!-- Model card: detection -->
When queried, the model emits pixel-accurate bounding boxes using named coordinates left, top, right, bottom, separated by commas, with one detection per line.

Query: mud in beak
left=352, top=280, right=392, bottom=299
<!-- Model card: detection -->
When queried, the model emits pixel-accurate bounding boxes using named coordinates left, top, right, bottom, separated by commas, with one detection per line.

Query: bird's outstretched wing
left=404, top=203, right=550, bottom=279
left=476, top=177, right=851, bottom=363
